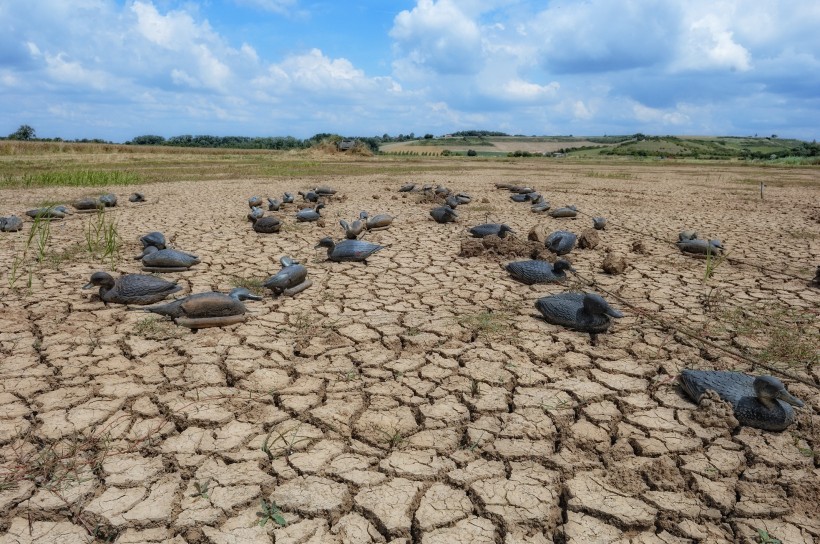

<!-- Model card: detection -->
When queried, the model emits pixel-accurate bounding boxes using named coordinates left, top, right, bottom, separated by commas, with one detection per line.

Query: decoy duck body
left=26, top=205, right=72, bottom=219
left=363, top=212, right=395, bottom=230
left=141, top=288, right=261, bottom=329
left=296, top=203, right=324, bottom=222
left=83, top=271, right=181, bottom=305
left=399, top=183, right=416, bottom=192
left=549, top=205, right=578, bottom=218
left=546, top=230, right=577, bottom=256
left=679, top=370, right=804, bottom=431
left=535, top=292, right=623, bottom=344
left=430, top=206, right=458, bottom=223
left=267, top=198, right=281, bottom=211
left=315, top=237, right=384, bottom=263
left=129, top=193, right=145, bottom=203
left=0, top=216, right=24, bottom=232
left=299, top=190, right=319, bottom=202
left=505, top=259, right=575, bottom=284
left=264, top=256, right=311, bottom=295
left=676, top=238, right=723, bottom=255
left=282, top=192, right=295, bottom=204
left=99, top=193, right=117, bottom=207
left=340, top=219, right=365, bottom=240
left=593, top=217, right=607, bottom=230
left=137, top=246, right=200, bottom=270
left=248, top=207, right=265, bottom=222
left=248, top=196, right=264, bottom=208
left=74, top=197, right=102, bottom=211
left=252, top=216, right=282, bottom=234
left=469, top=223, right=514, bottom=239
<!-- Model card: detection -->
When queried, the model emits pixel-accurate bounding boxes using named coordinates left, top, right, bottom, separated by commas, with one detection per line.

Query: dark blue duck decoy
left=510, top=193, right=531, bottom=203
left=677, top=238, right=723, bottom=255
left=399, top=183, right=416, bottom=193
left=549, top=205, right=578, bottom=218
left=129, top=193, right=145, bottom=203
left=535, top=292, right=623, bottom=344
left=0, top=216, right=23, bottom=232
left=679, top=370, right=804, bottom=431
left=299, top=190, right=319, bottom=203
left=99, top=193, right=117, bottom=207
left=505, top=259, right=575, bottom=284
left=313, top=186, right=336, bottom=196
left=283, top=192, right=295, bottom=204
left=74, top=197, right=102, bottom=211
left=141, top=287, right=261, bottom=329
left=546, top=230, right=577, bottom=256
left=26, top=205, right=72, bottom=219
left=340, top=219, right=365, bottom=240
left=267, top=197, right=281, bottom=211
left=363, top=211, right=395, bottom=230
left=316, top=237, right=384, bottom=263
left=248, top=206, right=265, bottom=222
left=430, top=206, right=458, bottom=223
left=83, top=271, right=181, bottom=305
left=593, top=217, right=607, bottom=230
left=264, top=256, right=312, bottom=296
left=136, top=246, right=200, bottom=272
left=296, top=203, right=324, bottom=222
left=252, top=215, right=282, bottom=234
left=469, top=223, right=514, bottom=239
left=140, top=231, right=166, bottom=250
left=248, top=196, right=264, bottom=208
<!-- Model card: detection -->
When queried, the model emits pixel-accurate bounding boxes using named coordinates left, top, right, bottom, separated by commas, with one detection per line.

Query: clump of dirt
left=528, top=225, right=548, bottom=244
left=480, top=197, right=490, bottom=203
left=606, top=463, right=648, bottom=494
left=372, top=194, right=380, bottom=199
left=631, top=240, right=648, bottom=254
left=578, top=228, right=600, bottom=249
left=691, top=390, right=739, bottom=430
left=460, top=235, right=551, bottom=260
left=602, top=252, right=628, bottom=274
left=642, top=456, right=686, bottom=491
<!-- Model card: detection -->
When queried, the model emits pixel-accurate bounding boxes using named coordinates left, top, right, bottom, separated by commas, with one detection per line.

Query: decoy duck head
left=339, top=219, right=350, bottom=231
left=279, top=256, right=298, bottom=267
left=583, top=293, right=623, bottom=318
left=83, top=271, right=115, bottom=290
left=553, top=259, right=576, bottom=273
left=359, top=211, right=368, bottom=219
left=228, top=287, right=263, bottom=302
left=141, top=231, right=166, bottom=250
left=315, top=237, right=335, bottom=249
left=135, top=245, right=160, bottom=260
left=753, top=376, right=804, bottom=409
left=498, top=225, right=515, bottom=237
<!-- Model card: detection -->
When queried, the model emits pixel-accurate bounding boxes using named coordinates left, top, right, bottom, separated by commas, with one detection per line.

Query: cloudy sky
left=2, top=0, right=819, bottom=142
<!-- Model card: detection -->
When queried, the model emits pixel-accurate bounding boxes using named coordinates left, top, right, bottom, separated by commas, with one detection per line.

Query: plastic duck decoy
left=677, top=238, right=723, bottom=255
left=296, top=203, right=324, bottom=222
left=264, top=256, right=312, bottom=296
left=136, top=246, right=200, bottom=272
left=74, top=197, right=102, bottom=212
left=593, top=217, right=607, bottom=230
left=315, top=237, right=384, bottom=263
left=248, top=206, right=265, bottom=222
left=535, top=292, right=623, bottom=344
left=26, top=205, right=72, bottom=219
left=362, top=211, right=395, bottom=231
left=248, top=196, right=264, bottom=208
left=267, top=197, right=281, bottom=211
left=679, top=370, right=804, bottom=431
left=252, top=215, right=282, bottom=234
left=340, top=219, right=365, bottom=240
left=399, top=183, right=416, bottom=192
left=505, top=259, right=575, bottom=284
left=141, top=287, right=261, bottom=329
left=430, top=206, right=458, bottom=223
left=129, top=193, right=145, bottom=203
left=0, top=216, right=23, bottom=232
left=83, top=271, right=181, bottom=305
left=546, top=230, right=577, bottom=256
left=99, top=194, right=117, bottom=207
left=282, top=192, right=295, bottom=204
left=140, top=231, right=166, bottom=250
left=469, top=224, right=514, bottom=239
left=549, top=205, right=578, bottom=218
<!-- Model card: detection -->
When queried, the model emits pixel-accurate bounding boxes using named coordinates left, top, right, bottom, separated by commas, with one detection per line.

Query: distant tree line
left=450, top=130, right=509, bottom=137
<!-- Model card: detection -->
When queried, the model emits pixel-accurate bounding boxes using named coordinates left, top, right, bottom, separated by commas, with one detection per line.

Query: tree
left=9, top=124, right=35, bottom=140
left=467, top=149, right=477, bottom=156
left=424, top=134, right=434, bottom=139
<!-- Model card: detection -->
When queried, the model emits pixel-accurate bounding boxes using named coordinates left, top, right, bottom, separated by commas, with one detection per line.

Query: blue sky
left=2, top=0, right=819, bottom=142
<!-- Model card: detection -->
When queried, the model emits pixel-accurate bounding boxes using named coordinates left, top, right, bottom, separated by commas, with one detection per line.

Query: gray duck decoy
left=363, top=212, right=395, bottom=230
left=74, top=197, right=102, bottom=211
left=430, top=206, right=458, bottom=223
left=510, top=193, right=532, bottom=203
left=296, top=203, right=324, bottom=222
left=399, top=183, right=416, bottom=192
left=549, top=205, right=578, bottom=218
left=444, top=195, right=461, bottom=208
left=495, top=183, right=513, bottom=189
left=505, top=259, right=575, bottom=284
left=267, top=197, right=281, bottom=211
left=340, top=219, right=365, bottom=240
left=282, top=192, right=295, bottom=204
left=99, top=193, right=117, bottom=207
left=546, top=230, right=577, bottom=256
left=140, top=231, right=166, bottom=250
left=0, top=215, right=24, bottom=232
left=315, top=237, right=384, bottom=263
left=678, top=230, right=698, bottom=242
left=252, top=215, right=282, bottom=234
left=83, top=271, right=181, bottom=305
left=264, top=256, right=312, bottom=296
left=129, top=193, right=145, bottom=203
left=511, top=187, right=535, bottom=194
left=677, top=238, right=723, bottom=255
left=299, top=190, right=319, bottom=202
left=136, top=246, right=200, bottom=272
left=531, top=201, right=551, bottom=213
left=469, top=223, right=514, bottom=238
left=811, top=265, right=820, bottom=287
left=26, top=205, right=72, bottom=219
left=248, top=196, right=264, bottom=208
left=248, top=206, right=265, bottom=222
left=313, top=186, right=337, bottom=196
left=535, top=292, right=623, bottom=344
left=679, top=370, right=804, bottom=431
left=434, top=185, right=451, bottom=197
left=140, top=287, right=262, bottom=329
left=593, top=217, right=607, bottom=230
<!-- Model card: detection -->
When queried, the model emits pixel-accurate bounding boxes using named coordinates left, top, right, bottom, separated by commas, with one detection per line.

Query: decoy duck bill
left=776, top=389, right=804, bottom=407
left=82, top=282, right=95, bottom=289
left=605, top=308, right=624, bottom=318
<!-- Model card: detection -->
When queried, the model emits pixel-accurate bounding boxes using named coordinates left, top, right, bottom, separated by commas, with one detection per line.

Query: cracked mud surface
left=1, top=161, right=818, bottom=543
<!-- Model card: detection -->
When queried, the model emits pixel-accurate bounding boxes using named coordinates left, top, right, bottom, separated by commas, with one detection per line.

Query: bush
left=467, top=149, right=477, bottom=157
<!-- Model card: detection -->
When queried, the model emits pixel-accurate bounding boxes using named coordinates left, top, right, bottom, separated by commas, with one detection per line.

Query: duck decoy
left=549, top=205, right=578, bottom=218
left=363, top=212, right=395, bottom=231
left=430, top=206, right=458, bottom=224
left=248, top=206, right=265, bottom=222
left=444, top=195, right=461, bottom=208
left=264, top=256, right=312, bottom=296
left=678, top=230, right=698, bottom=242
left=505, top=259, right=575, bottom=284
left=136, top=246, right=200, bottom=272
left=510, top=193, right=532, bottom=203
left=469, top=223, right=514, bottom=239
left=140, top=231, right=166, bottom=250
left=399, top=183, right=416, bottom=192
left=593, top=217, right=607, bottom=230
left=454, top=193, right=472, bottom=205
left=83, top=271, right=181, bottom=305
left=299, top=190, right=319, bottom=202
left=315, top=237, right=384, bottom=263
left=140, top=287, right=262, bottom=329
left=531, top=201, right=551, bottom=213
left=296, top=203, right=324, bottom=222
left=282, top=192, right=295, bottom=204
left=26, top=205, right=72, bottom=219
left=679, top=370, right=804, bottom=431
left=252, top=215, right=282, bottom=234
left=99, top=193, right=117, bottom=207
left=267, top=197, right=281, bottom=211
left=434, top=185, right=451, bottom=197
left=129, top=193, right=145, bottom=203
left=535, top=292, right=623, bottom=344
left=248, top=196, right=264, bottom=208
left=0, top=216, right=23, bottom=232
left=545, top=230, right=577, bottom=255
left=340, top=219, right=365, bottom=240
left=811, top=266, right=820, bottom=287
left=495, top=183, right=513, bottom=190
left=74, top=197, right=102, bottom=212
left=313, top=186, right=336, bottom=196
left=676, top=238, right=723, bottom=255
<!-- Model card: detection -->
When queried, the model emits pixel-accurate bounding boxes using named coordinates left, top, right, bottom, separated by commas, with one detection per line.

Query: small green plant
left=703, top=244, right=728, bottom=281
left=379, top=429, right=405, bottom=449
left=83, top=209, right=121, bottom=269
left=190, top=479, right=211, bottom=499
left=470, top=379, right=480, bottom=397
left=260, top=423, right=311, bottom=460
left=230, top=275, right=267, bottom=296
left=256, top=498, right=287, bottom=527
left=757, top=528, right=782, bottom=544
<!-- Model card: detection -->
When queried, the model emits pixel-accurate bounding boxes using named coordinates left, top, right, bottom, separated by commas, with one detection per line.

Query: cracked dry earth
left=1, top=161, right=819, bottom=544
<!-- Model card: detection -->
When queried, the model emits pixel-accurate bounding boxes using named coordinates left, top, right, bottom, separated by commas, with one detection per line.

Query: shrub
left=467, top=149, right=477, bottom=157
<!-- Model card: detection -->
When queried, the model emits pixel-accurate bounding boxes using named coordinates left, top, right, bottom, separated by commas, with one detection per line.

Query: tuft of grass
left=83, top=209, right=122, bottom=269
left=3, top=170, right=142, bottom=188
left=457, top=310, right=513, bottom=339
left=256, top=498, right=287, bottom=527
left=757, top=528, right=782, bottom=544
left=586, top=170, right=633, bottom=180
left=230, top=275, right=267, bottom=296
left=134, top=317, right=180, bottom=339
left=703, top=246, right=729, bottom=281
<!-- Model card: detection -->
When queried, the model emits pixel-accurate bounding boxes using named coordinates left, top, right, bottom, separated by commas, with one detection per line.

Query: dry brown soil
left=0, top=160, right=819, bottom=543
